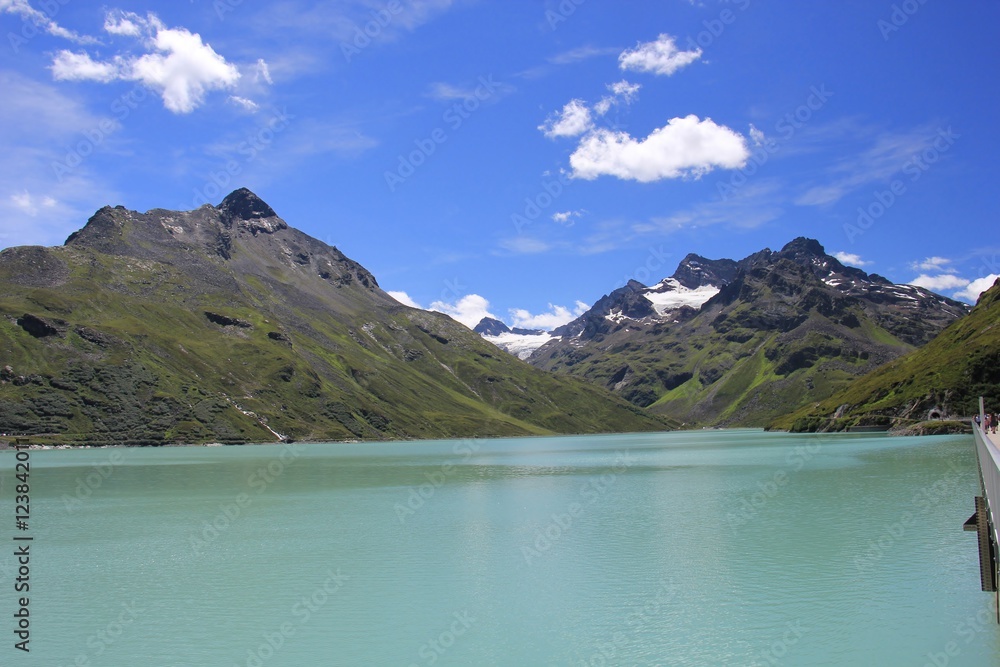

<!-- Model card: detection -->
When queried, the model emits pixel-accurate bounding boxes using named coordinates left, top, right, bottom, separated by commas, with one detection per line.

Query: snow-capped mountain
left=475, top=238, right=969, bottom=391
left=527, top=237, right=970, bottom=427
left=472, top=317, right=551, bottom=360
left=474, top=253, right=739, bottom=359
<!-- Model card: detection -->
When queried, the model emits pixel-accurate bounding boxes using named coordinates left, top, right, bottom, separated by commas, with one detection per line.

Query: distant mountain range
left=0, top=189, right=671, bottom=445
left=1, top=188, right=982, bottom=444
left=477, top=238, right=970, bottom=427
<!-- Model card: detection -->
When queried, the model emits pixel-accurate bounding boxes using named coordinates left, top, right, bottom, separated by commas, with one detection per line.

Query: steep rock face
left=0, top=189, right=671, bottom=445
left=671, top=254, right=739, bottom=289
left=552, top=280, right=657, bottom=340
left=474, top=317, right=511, bottom=336
left=528, top=238, right=970, bottom=427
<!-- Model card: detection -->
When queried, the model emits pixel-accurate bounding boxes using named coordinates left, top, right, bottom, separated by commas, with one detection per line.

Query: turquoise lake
left=4, top=429, right=1000, bottom=665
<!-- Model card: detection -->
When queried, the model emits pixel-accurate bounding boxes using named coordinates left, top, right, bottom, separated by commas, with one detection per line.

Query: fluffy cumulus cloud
left=541, top=82, right=641, bottom=138
left=909, top=261, right=1000, bottom=303
left=50, top=10, right=243, bottom=113
left=954, top=274, right=1000, bottom=303
left=539, top=41, right=749, bottom=183
left=618, top=34, right=702, bottom=76
left=387, top=292, right=590, bottom=331
left=429, top=294, right=496, bottom=329
left=50, top=51, right=120, bottom=82
left=833, top=251, right=870, bottom=267
left=909, top=274, right=970, bottom=293
left=569, top=115, right=749, bottom=182
left=387, top=291, right=422, bottom=308
left=510, top=302, right=588, bottom=330
left=539, top=99, right=593, bottom=139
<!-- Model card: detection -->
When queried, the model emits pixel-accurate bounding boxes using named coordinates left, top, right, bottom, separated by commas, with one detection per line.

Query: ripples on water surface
left=7, top=429, right=1000, bottom=665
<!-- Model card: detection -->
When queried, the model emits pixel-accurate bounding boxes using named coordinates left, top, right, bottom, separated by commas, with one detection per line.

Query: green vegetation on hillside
left=531, top=241, right=965, bottom=428
left=0, top=191, right=674, bottom=445
left=771, top=278, right=1000, bottom=432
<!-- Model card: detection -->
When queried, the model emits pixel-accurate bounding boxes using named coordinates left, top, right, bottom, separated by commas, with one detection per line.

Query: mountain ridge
left=519, top=237, right=969, bottom=427
left=771, top=276, right=1000, bottom=432
left=0, top=189, right=673, bottom=445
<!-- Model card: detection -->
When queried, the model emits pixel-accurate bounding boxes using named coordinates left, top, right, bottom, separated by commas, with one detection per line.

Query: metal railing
left=973, top=421, right=1000, bottom=552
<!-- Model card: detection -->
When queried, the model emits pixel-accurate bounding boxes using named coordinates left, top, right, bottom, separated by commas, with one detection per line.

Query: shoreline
left=0, top=422, right=970, bottom=452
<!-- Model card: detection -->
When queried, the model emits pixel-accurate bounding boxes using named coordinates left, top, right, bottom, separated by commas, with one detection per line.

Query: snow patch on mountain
left=481, top=331, right=553, bottom=360
left=643, top=279, right=720, bottom=315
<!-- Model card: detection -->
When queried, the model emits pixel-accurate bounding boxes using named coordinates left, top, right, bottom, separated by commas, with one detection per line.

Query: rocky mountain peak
left=778, top=237, right=826, bottom=260
left=64, top=205, right=133, bottom=252
left=218, top=188, right=287, bottom=235
left=219, top=188, right=277, bottom=219
left=671, top=253, right=740, bottom=289
left=474, top=317, right=511, bottom=336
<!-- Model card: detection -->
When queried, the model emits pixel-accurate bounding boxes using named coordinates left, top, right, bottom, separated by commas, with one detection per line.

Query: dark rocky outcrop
left=16, top=313, right=67, bottom=338
left=204, top=312, right=253, bottom=328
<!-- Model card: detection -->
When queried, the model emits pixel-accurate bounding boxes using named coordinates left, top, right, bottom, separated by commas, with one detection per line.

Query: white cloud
left=2, top=0, right=100, bottom=44
left=510, top=301, right=588, bottom=330
left=909, top=274, right=969, bottom=292
left=228, top=96, right=260, bottom=113
left=387, top=290, right=422, bottom=308
left=552, top=210, right=583, bottom=225
left=51, top=51, right=121, bottom=82
left=103, top=9, right=144, bottom=36
left=594, top=80, right=640, bottom=115
left=254, top=58, right=273, bottom=85
left=618, top=34, right=702, bottom=76
left=608, top=80, right=641, bottom=99
left=429, top=294, right=496, bottom=329
left=539, top=99, right=593, bottom=139
left=833, top=252, right=871, bottom=267
left=9, top=190, right=57, bottom=217
left=129, top=25, right=241, bottom=113
left=49, top=11, right=242, bottom=114
left=954, top=275, right=999, bottom=303
left=911, top=256, right=953, bottom=272
left=749, top=124, right=766, bottom=147
left=568, top=115, right=749, bottom=182
left=909, top=267, right=1000, bottom=303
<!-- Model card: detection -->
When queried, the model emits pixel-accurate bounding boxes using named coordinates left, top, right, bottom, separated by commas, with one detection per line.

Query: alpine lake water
left=6, top=429, right=1000, bottom=666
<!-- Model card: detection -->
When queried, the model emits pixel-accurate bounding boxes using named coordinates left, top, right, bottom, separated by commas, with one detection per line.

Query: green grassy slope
left=770, top=278, right=1000, bottom=432
left=0, top=192, right=674, bottom=445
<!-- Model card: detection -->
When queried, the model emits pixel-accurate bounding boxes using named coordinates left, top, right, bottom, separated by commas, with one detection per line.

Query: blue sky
left=2, top=0, right=998, bottom=329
